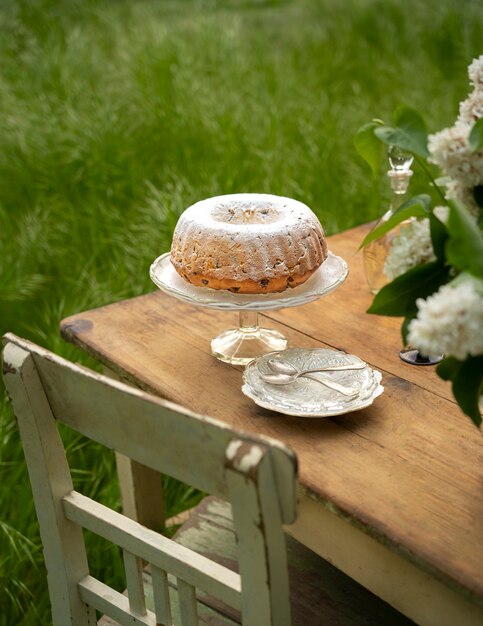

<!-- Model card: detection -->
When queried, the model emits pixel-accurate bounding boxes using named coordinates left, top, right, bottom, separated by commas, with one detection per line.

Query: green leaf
left=401, top=315, right=415, bottom=345
left=436, top=356, right=463, bottom=381
left=374, top=106, right=430, bottom=157
left=429, top=211, right=449, bottom=261
left=437, top=355, right=483, bottom=427
left=451, top=356, right=483, bottom=427
left=446, top=201, right=483, bottom=278
left=367, top=261, right=450, bottom=317
left=360, top=194, right=431, bottom=248
left=469, top=117, right=483, bottom=152
left=354, top=121, right=384, bottom=176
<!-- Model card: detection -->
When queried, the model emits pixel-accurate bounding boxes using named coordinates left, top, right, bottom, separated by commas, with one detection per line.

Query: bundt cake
left=170, top=193, right=328, bottom=294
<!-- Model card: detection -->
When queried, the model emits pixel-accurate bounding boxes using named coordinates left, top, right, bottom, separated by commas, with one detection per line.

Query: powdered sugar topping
left=178, top=193, right=320, bottom=235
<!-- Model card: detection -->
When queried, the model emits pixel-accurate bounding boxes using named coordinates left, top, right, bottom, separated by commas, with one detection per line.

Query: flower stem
left=414, top=155, right=447, bottom=204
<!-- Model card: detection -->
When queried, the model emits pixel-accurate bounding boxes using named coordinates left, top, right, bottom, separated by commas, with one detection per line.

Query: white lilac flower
left=428, top=123, right=483, bottom=189
left=468, top=55, right=483, bottom=91
left=407, top=280, right=483, bottom=360
left=458, top=90, right=483, bottom=125
left=384, top=218, right=435, bottom=280
left=433, top=205, right=450, bottom=223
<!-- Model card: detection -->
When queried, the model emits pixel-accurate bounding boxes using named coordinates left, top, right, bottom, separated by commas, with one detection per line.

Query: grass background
left=0, top=0, right=481, bottom=622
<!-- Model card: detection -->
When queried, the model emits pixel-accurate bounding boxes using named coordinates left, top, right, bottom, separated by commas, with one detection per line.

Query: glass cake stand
left=150, top=252, right=348, bottom=365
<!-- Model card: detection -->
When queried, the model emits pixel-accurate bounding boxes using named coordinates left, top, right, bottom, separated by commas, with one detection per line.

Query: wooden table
left=61, top=224, right=483, bottom=626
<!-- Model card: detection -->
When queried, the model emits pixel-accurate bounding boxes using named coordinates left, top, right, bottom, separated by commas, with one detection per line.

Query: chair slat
left=123, top=550, right=146, bottom=616
left=151, top=566, right=172, bottom=626
left=78, top=576, right=156, bottom=626
left=226, top=442, right=291, bottom=626
left=62, top=490, right=242, bottom=609
left=177, top=578, right=198, bottom=626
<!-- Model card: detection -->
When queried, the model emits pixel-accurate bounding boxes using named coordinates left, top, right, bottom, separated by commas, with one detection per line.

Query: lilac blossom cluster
left=428, top=55, right=483, bottom=216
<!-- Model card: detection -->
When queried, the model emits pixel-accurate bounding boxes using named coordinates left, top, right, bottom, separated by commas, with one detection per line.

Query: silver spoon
left=267, top=358, right=366, bottom=376
left=260, top=372, right=359, bottom=397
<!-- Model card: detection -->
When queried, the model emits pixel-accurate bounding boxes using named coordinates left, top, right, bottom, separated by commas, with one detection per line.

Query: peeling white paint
left=236, top=446, right=264, bottom=472
left=226, top=440, right=243, bottom=460
left=226, top=440, right=265, bottom=472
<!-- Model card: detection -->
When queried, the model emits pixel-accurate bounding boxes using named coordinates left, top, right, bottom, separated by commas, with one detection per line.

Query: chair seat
left=100, top=496, right=415, bottom=626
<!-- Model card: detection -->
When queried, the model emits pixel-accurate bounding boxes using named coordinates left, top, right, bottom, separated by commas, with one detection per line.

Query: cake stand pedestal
left=211, top=309, right=287, bottom=365
left=150, top=252, right=348, bottom=366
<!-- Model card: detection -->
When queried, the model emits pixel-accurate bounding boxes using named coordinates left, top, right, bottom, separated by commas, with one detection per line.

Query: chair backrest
left=2, top=333, right=298, bottom=626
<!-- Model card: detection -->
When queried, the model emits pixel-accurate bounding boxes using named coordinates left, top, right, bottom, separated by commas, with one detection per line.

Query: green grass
left=0, top=0, right=481, bottom=622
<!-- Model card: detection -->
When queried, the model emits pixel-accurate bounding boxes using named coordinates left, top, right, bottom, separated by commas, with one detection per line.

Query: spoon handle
left=302, top=374, right=359, bottom=397
left=300, top=363, right=366, bottom=374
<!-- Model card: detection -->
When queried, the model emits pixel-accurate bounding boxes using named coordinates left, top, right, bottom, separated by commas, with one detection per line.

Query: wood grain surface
left=60, top=224, right=483, bottom=607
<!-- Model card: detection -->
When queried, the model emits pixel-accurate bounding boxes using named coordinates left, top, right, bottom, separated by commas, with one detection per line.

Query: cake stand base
left=211, top=310, right=287, bottom=366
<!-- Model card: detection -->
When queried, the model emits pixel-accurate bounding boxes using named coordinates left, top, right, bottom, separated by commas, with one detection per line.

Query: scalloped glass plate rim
left=241, top=380, right=384, bottom=417
left=149, top=251, right=348, bottom=311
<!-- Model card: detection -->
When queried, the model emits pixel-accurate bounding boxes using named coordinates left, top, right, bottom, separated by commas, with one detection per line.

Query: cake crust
left=170, top=193, right=328, bottom=294
left=171, top=258, right=322, bottom=293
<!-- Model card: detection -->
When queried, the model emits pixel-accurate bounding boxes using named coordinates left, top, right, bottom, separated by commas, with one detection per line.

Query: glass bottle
left=363, top=146, right=414, bottom=294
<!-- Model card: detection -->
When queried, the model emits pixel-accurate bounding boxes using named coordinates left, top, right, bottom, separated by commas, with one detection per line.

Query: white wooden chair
left=2, top=333, right=414, bottom=626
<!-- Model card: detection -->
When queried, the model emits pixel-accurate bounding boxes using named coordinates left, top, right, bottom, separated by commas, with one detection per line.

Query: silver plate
left=149, top=252, right=348, bottom=311
left=242, top=348, right=384, bottom=417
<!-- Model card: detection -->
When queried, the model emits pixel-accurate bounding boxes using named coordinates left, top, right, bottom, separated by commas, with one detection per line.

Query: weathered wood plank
left=123, top=550, right=146, bottom=617
left=177, top=579, right=198, bottom=626
left=151, top=566, right=172, bottom=626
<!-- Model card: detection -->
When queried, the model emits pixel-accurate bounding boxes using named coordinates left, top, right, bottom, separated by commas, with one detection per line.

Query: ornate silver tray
left=149, top=251, right=348, bottom=311
left=242, top=348, right=384, bottom=418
